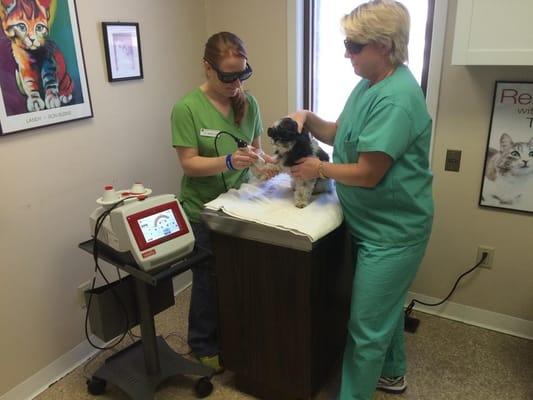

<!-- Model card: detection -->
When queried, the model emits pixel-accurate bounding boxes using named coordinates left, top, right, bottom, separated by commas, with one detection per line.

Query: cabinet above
left=452, top=0, right=533, bottom=65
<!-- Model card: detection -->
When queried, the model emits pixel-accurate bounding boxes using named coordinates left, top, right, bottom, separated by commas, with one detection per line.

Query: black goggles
left=344, top=39, right=367, bottom=54
left=205, top=59, right=253, bottom=83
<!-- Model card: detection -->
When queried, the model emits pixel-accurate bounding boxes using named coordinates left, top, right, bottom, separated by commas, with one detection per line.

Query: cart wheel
left=87, top=377, right=107, bottom=396
left=195, top=377, right=213, bottom=398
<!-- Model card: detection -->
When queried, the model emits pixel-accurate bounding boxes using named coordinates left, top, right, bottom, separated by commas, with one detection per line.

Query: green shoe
left=198, top=354, right=225, bottom=374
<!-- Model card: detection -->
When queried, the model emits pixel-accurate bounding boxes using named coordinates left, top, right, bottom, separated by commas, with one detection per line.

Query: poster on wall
left=102, top=22, right=143, bottom=82
left=0, top=0, right=93, bottom=136
left=480, top=81, right=533, bottom=214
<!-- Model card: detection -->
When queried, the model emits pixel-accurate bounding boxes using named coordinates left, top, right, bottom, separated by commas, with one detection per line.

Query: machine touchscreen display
left=137, top=209, right=181, bottom=243
left=127, top=201, right=190, bottom=252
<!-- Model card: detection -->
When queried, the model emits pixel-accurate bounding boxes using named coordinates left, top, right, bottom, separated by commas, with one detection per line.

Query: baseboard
left=407, top=291, right=533, bottom=340
left=0, top=337, right=102, bottom=400
left=0, top=275, right=193, bottom=400
left=172, top=270, right=192, bottom=297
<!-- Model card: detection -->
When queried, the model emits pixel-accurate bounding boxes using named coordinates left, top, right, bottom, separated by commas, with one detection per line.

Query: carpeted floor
left=36, top=286, right=533, bottom=400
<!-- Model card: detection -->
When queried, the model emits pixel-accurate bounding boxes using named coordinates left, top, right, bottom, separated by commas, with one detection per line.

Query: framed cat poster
left=0, top=0, right=93, bottom=136
left=102, top=22, right=143, bottom=82
left=480, top=81, right=533, bottom=214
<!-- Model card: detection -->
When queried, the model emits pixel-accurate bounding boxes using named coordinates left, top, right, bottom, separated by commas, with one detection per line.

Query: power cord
left=214, top=130, right=249, bottom=191
left=115, top=267, right=141, bottom=339
left=84, top=198, right=136, bottom=350
left=404, top=252, right=488, bottom=333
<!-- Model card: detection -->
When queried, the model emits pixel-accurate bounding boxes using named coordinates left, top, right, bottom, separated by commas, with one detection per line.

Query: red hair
left=204, top=32, right=248, bottom=125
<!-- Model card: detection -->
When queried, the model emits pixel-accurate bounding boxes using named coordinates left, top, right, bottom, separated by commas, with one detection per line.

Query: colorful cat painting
left=0, top=0, right=73, bottom=112
left=482, top=133, right=533, bottom=209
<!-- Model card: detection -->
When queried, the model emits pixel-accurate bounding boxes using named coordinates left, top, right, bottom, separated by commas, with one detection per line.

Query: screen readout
left=137, top=209, right=180, bottom=243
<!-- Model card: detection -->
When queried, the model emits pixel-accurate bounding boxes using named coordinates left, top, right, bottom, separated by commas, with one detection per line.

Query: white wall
left=0, top=0, right=205, bottom=395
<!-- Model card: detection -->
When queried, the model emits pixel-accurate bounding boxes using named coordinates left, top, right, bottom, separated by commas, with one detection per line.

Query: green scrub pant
left=338, top=238, right=429, bottom=400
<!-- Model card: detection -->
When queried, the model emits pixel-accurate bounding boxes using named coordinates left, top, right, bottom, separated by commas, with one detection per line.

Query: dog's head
left=267, top=117, right=309, bottom=157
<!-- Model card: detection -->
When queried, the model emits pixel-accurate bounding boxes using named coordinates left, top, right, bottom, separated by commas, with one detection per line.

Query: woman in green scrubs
left=171, top=32, right=269, bottom=373
left=290, top=1, right=434, bottom=399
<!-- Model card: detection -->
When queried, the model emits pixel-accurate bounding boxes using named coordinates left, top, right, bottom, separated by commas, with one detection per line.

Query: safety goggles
left=205, top=59, right=253, bottom=83
left=344, top=39, right=367, bottom=54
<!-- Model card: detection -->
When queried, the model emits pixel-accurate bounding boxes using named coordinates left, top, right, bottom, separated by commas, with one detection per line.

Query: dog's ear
left=280, top=117, right=299, bottom=134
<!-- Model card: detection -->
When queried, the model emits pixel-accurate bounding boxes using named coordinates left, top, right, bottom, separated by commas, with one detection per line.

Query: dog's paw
left=295, top=200, right=309, bottom=208
left=253, top=163, right=281, bottom=181
left=258, top=173, right=271, bottom=181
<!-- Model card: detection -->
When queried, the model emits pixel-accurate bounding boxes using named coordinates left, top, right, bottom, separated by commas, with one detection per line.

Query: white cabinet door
left=452, top=0, right=533, bottom=65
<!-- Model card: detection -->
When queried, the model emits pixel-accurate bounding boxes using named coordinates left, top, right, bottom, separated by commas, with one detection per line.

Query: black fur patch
left=267, top=117, right=329, bottom=167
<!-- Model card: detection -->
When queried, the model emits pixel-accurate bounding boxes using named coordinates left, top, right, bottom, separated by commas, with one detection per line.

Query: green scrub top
left=333, top=65, right=434, bottom=246
left=171, top=88, right=262, bottom=222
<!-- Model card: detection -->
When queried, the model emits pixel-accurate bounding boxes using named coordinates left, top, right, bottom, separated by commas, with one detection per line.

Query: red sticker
left=141, top=249, right=156, bottom=258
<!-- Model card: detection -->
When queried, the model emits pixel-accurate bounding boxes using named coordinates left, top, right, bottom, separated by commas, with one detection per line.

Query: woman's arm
left=176, top=146, right=258, bottom=177
left=290, top=152, right=393, bottom=188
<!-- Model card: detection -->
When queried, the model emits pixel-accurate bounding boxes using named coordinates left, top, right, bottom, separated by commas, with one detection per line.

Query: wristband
left=225, top=154, right=236, bottom=171
left=318, top=161, right=328, bottom=179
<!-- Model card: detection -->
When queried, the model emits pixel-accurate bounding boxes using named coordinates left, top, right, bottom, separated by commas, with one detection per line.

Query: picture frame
left=102, top=22, right=144, bottom=82
left=479, top=81, right=533, bottom=214
left=0, top=0, right=93, bottom=136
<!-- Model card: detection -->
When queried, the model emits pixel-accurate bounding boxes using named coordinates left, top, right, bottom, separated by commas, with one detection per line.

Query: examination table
left=202, top=175, right=353, bottom=399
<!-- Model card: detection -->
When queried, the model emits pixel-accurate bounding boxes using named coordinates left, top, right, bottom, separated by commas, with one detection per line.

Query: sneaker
left=376, top=376, right=407, bottom=394
left=198, top=354, right=225, bottom=374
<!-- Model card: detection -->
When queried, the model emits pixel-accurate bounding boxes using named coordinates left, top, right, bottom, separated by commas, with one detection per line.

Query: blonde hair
left=341, top=0, right=410, bottom=66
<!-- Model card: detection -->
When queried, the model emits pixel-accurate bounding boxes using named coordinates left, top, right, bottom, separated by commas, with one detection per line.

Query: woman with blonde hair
left=289, top=1, right=433, bottom=398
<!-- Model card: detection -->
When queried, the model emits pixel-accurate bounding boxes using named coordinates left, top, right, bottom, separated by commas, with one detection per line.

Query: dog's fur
left=255, top=117, right=330, bottom=208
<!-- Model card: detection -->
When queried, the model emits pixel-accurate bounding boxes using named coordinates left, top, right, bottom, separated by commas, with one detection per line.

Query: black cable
left=214, top=130, right=249, bottom=191
left=115, top=267, right=141, bottom=339
left=84, top=198, right=135, bottom=351
left=405, top=252, right=488, bottom=318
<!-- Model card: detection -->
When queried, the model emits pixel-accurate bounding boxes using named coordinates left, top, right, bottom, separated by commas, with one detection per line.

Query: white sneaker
left=376, top=376, right=407, bottom=394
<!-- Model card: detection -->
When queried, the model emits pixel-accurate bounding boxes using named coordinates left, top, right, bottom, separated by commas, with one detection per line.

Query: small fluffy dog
left=255, top=117, right=330, bottom=208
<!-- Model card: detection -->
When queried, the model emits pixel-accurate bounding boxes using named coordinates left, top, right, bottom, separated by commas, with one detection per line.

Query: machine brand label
left=141, top=249, right=156, bottom=258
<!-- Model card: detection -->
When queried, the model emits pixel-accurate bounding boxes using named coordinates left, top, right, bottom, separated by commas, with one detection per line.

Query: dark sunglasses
left=344, top=39, right=367, bottom=54
left=205, top=59, right=253, bottom=83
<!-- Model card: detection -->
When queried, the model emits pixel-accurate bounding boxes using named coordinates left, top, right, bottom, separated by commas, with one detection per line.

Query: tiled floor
left=36, top=287, right=533, bottom=400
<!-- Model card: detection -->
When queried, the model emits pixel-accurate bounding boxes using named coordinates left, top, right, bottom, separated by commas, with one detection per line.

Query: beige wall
left=411, top=0, right=533, bottom=321
left=205, top=0, right=288, bottom=152
left=2, top=0, right=533, bottom=396
left=0, top=0, right=205, bottom=395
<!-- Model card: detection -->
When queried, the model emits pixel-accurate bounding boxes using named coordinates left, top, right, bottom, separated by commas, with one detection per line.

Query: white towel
left=204, top=173, right=343, bottom=242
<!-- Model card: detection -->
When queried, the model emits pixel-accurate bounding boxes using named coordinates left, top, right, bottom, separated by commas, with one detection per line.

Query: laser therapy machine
left=83, top=184, right=214, bottom=399
left=89, top=183, right=195, bottom=272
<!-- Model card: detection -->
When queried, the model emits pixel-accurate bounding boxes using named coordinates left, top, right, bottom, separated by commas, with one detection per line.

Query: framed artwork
left=0, top=0, right=93, bottom=136
left=102, top=22, right=143, bottom=82
left=479, top=81, right=533, bottom=214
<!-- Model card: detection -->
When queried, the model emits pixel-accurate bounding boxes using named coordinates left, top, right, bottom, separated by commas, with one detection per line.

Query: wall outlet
left=445, top=149, right=462, bottom=172
left=77, top=280, right=93, bottom=308
left=477, top=246, right=495, bottom=269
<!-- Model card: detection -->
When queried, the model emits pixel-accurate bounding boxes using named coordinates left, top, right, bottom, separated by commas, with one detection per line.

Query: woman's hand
left=287, top=110, right=308, bottom=133
left=261, top=153, right=278, bottom=164
left=290, top=157, right=321, bottom=180
left=230, top=147, right=258, bottom=170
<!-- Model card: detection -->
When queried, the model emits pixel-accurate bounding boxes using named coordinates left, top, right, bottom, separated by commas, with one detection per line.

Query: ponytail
left=230, top=88, right=247, bottom=125
left=204, top=32, right=249, bottom=125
